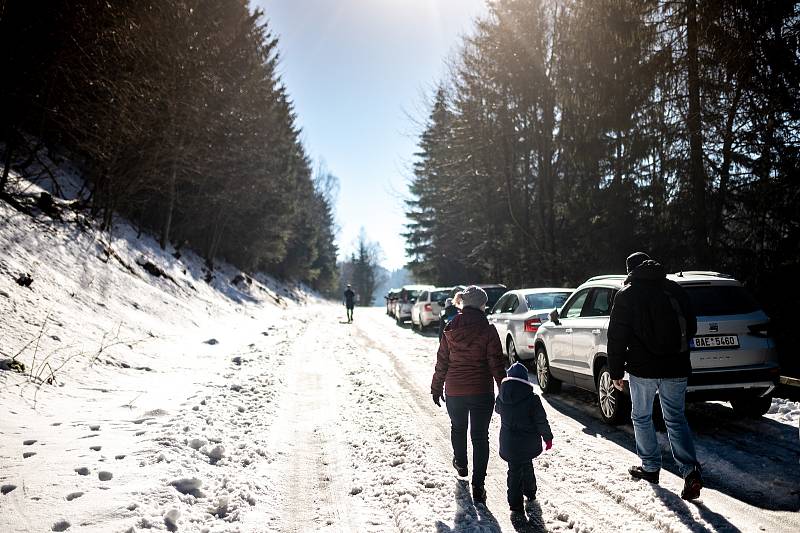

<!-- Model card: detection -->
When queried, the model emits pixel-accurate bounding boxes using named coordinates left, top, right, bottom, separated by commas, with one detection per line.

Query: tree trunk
left=709, top=84, right=742, bottom=247
left=686, top=0, right=707, bottom=266
left=161, top=167, right=176, bottom=249
left=1, top=135, right=14, bottom=192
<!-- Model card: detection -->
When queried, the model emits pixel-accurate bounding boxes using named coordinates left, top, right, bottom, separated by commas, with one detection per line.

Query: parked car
left=442, top=284, right=508, bottom=317
left=395, top=284, right=434, bottom=325
left=385, top=289, right=400, bottom=316
left=487, top=288, right=574, bottom=366
left=533, top=272, right=780, bottom=424
left=411, top=287, right=453, bottom=331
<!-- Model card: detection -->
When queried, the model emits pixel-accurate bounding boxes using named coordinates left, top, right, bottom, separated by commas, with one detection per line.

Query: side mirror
left=549, top=308, right=561, bottom=325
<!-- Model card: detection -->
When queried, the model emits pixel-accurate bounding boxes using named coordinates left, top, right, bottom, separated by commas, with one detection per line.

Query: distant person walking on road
left=431, top=286, right=507, bottom=504
left=495, top=362, right=553, bottom=513
left=608, top=252, right=703, bottom=500
left=344, top=284, right=355, bottom=323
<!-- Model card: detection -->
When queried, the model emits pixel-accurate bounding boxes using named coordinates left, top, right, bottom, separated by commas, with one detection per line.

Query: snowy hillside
left=0, top=165, right=312, bottom=532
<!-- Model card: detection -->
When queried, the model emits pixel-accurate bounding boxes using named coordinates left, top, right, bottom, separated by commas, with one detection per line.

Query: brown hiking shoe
left=681, top=470, right=703, bottom=500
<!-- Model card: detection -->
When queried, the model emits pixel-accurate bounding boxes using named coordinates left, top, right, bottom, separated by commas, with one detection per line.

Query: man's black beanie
left=626, top=252, right=651, bottom=274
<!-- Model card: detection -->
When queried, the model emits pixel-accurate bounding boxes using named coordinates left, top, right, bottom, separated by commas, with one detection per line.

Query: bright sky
left=256, top=0, right=488, bottom=270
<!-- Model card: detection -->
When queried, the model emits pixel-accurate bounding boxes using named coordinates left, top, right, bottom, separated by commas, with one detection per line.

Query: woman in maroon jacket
left=431, top=285, right=507, bottom=504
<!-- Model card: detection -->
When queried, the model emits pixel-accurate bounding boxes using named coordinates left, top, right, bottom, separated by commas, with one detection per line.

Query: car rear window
left=525, top=292, right=572, bottom=311
left=684, top=285, right=761, bottom=316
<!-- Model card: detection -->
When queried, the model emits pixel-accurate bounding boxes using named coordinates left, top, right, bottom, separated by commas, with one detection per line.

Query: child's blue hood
left=498, top=363, right=534, bottom=405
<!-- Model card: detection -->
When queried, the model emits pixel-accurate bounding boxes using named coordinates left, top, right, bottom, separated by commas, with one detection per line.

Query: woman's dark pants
left=445, top=393, right=494, bottom=487
left=506, top=461, right=537, bottom=506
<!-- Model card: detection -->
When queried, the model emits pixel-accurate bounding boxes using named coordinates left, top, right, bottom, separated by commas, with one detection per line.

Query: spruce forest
left=405, top=0, right=799, bottom=332
left=1, top=0, right=338, bottom=294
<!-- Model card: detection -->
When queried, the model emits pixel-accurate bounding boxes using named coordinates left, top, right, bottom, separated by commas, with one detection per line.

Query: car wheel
left=730, top=395, right=772, bottom=418
left=507, top=337, right=518, bottom=367
left=535, top=347, right=561, bottom=393
left=597, top=365, right=629, bottom=425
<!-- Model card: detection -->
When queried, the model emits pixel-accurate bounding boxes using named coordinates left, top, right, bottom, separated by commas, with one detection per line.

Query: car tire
left=535, top=347, right=561, bottom=394
left=730, top=395, right=772, bottom=418
left=507, top=337, right=518, bottom=367
left=596, top=364, right=629, bottom=425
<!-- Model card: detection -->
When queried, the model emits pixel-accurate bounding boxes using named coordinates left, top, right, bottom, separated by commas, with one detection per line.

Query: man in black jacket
left=608, top=252, right=703, bottom=500
left=344, top=284, right=355, bottom=323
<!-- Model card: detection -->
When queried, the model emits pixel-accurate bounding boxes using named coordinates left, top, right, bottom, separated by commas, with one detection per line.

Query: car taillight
left=524, top=318, right=541, bottom=333
left=424, top=304, right=432, bottom=312
left=747, top=322, right=770, bottom=337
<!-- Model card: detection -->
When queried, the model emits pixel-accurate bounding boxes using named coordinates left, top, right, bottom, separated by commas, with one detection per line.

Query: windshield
left=431, top=290, right=449, bottom=302
left=684, top=285, right=761, bottom=316
left=525, top=292, right=572, bottom=311
left=484, top=287, right=507, bottom=308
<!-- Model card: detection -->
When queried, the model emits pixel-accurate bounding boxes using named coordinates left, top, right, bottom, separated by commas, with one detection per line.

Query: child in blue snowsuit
left=495, top=362, right=554, bottom=513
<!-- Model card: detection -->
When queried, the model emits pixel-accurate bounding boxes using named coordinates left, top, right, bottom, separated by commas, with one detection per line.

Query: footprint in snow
left=89, top=425, right=100, bottom=431
left=98, top=471, right=113, bottom=481
left=65, top=492, right=84, bottom=501
left=23, top=452, right=36, bottom=458
left=115, top=454, right=126, bottom=460
left=89, top=445, right=102, bottom=451
left=23, top=439, right=37, bottom=446
left=74, top=467, right=90, bottom=476
left=51, top=520, right=71, bottom=531
left=1, top=484, right=17, bottom=495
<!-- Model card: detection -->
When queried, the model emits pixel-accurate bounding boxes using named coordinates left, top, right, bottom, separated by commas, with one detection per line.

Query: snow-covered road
left=2, top=303, right=799, bottom=532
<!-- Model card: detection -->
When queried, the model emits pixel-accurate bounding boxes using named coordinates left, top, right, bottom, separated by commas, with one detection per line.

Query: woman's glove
left=544, top=439, right=553, bottom=451
left=432, top=392, right=444, bottom=407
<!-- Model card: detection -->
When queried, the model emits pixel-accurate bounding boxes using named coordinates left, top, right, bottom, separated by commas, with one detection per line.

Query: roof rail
left=586, top=274, right=626, bottom=282
left=674, top=271, right=735, bottom=279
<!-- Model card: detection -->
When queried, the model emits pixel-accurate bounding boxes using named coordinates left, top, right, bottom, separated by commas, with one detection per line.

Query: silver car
left=411, top=287, right=452, bottom=330
left=488, top=288, right=574, bottom=366
left=394, top=284, right=434, bottom=325
left=533, top=272, right=780, bottom=424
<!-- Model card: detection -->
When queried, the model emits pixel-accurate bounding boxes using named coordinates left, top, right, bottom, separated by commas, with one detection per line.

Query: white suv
left=533, top=272, right=779, bottom=424
left=411, top=287, right=452, bottom=331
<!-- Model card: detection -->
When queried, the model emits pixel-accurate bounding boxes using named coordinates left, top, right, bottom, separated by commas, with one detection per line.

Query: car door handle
left=565, top=328, right=573, bottom=333
left=592, top=329, right=601, bottom=335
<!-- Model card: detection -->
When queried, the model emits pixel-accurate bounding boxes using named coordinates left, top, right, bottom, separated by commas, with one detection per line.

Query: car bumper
left=686, top=363, right=780, bottom=399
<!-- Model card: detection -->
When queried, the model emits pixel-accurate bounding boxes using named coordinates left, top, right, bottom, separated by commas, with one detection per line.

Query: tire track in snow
left=265, top=311, right=362, bottom=532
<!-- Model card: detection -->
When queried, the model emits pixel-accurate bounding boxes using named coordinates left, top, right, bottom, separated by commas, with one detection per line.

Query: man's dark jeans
left=506, top=460, right=537, bottom=506
left=445, top=393, right=494, bottom=486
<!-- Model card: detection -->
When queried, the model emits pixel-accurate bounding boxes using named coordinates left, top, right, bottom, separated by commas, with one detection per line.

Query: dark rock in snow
left=37, top=192, right=55, bottom=214
left=137, top=259, right=167, bottom=278
left=15, top=273, right=33, bottom=287
left=1, top=484, right=17, bottom=495
left=0, top=358, right=26, bottom=374
left=51, top=519, right=71, bottom=531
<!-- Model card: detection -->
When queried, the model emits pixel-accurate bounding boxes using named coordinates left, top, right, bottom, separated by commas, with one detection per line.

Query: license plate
left=691, top=335, right=739, bottom=349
